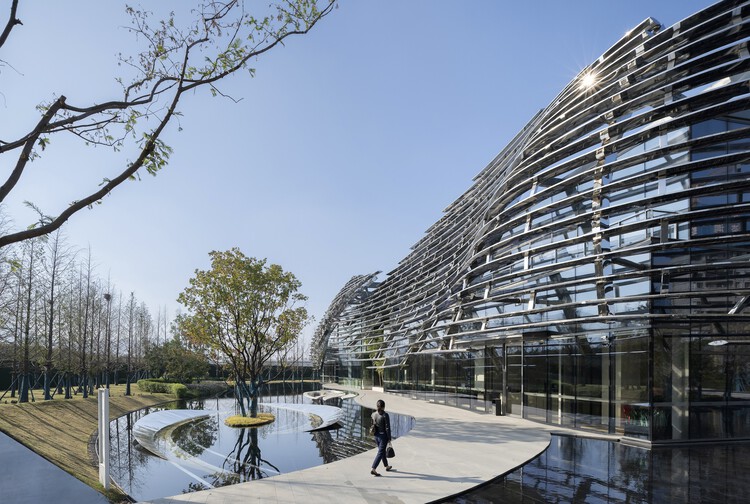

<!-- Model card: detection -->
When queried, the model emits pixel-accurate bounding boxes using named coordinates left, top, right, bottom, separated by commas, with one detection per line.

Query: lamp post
left=104, top=293, right=112, bottom=389
left=98, top=387, right=109, bottom=489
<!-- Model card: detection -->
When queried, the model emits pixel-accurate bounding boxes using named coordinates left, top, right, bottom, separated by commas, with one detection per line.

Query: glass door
left=506, top=342, right=523, bottom=415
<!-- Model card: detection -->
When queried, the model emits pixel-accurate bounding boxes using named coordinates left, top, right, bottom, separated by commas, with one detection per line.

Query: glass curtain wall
left=383, top=352, right=493, bottom=413
left=315, top=5, right=750, bottom=445
left=378, top=334, right=649, bottom=438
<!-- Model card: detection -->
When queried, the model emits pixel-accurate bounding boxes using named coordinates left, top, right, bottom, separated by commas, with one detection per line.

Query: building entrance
left=505, top=342, right=522, bottom=416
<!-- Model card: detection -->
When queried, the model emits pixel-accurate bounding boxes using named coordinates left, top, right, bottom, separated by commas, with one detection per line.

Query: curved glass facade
left=313, top=0, right=750, bottom=443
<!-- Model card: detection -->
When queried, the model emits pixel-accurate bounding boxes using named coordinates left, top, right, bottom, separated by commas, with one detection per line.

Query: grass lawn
left=0, top=384, right=175, bottom=503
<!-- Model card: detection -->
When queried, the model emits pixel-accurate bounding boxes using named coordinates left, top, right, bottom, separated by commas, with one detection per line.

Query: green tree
left=145, top=337, right=209, bottom=383
left=176, top=248, right=308, bottom=417
left=0, top=0, right=335, bottom=248
left=144, top=342, right=168, bottom=379
left=165, top=338, right=209, bottom=383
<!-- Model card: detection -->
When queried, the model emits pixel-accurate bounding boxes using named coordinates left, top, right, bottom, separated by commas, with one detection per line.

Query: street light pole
left=104, top=293, right=112, bottom=389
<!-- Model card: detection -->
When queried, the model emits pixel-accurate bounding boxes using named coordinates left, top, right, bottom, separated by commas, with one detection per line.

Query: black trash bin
left=494, top=398, right=504, bottom=416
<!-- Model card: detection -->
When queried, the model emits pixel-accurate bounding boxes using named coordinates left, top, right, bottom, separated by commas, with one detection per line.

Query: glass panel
left=616, top=333, right=651, bottom=439
left=524, top=340, right=547, bottom=422
left=547, top=340, right=563, bottom=425
left=690, top=338, right=727, bottom=439
left=576, top=338, right=609, bottom=432
left=506, top=343, right=522, bottom=415
left=691, top=144, right=727, bottom=160
left=692, top=119, right=727, bottom=138
left=485, top=346, right=504, bottom=414
left=559, top=338, right=577, bottom=428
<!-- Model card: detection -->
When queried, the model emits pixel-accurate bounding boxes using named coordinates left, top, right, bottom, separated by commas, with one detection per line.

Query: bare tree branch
left=0, top=0, right=21, bottom=49
left=0, top=0, right=336, bottom=249
left=0, top=95, right=66, bottom=203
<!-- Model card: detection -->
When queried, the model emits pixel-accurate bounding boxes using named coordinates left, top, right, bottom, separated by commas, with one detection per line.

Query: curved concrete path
left=139, top=387, right=570, bottom=504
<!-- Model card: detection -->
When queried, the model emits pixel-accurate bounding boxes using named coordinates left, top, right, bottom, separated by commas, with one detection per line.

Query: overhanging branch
left=0, top=0, right=21, bottom=49
left=0, top=95, right=66, bottom=204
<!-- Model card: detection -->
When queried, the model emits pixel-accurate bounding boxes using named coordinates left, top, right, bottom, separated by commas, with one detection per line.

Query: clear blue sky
left=3, top=0, right=712, bottom=348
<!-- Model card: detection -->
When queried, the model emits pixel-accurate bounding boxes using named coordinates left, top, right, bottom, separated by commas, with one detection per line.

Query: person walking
left=370, top=399, right=393, bottom=476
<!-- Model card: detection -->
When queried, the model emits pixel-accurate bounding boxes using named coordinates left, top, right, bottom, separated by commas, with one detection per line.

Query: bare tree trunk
left=114, top=293, right=122, bottom=385
left=65, top=280, right=73, bottom=399
left=126, top=292, right=135, bottom=396
left=155, top=307, right=161, bottom=347
left=163, top=306, right=168, bottom=345
left=10, top=267, right=22, bottom=399
left=19, top=240, right=36, bottom=403
left=80, top=249, right=92, bottom=399
left=43, top=230, right=65, bottom=400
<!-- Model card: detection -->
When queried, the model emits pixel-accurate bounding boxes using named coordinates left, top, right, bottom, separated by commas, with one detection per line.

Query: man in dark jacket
left=370, top=399, right=393, bottom=476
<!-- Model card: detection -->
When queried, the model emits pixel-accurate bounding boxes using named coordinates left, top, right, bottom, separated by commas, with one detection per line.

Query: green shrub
left=136, top=379, right=223, bottom=399
left=186, top=381, right=230, bottom=398
left=137, top=379, right=167, bottom=393
left=138, top=378, right=229, bottom=399
left=137, top=379, right=179, bottom=395
left=170, top=383, right=189, bottom=398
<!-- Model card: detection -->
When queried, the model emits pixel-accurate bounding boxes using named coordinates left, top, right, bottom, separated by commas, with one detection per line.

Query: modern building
left=312, top=0, right=750, bottom=444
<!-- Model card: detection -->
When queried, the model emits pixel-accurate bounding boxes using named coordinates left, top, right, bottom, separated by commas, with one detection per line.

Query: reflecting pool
left=108, top=392, right=414, bottom=502
left=441, top=435, right=750, bottom=503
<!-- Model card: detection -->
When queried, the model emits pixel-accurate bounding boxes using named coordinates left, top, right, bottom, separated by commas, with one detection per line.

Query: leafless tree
left=40, top=229, right=73, bottom=399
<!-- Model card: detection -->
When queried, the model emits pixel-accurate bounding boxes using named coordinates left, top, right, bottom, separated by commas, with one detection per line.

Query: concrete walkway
left=140, top=388, right=585, bottom=504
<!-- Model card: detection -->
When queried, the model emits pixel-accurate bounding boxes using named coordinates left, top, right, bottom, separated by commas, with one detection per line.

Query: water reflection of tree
left=312, top=430, right=336, bottom=463
left=110, top=409, right=164, bottom=498
left=557, top=437, right=635, bottom=502
left=610, top=442, right=649, bottom=498
left=172, top=416, right=219, bottom=457
left=111, top=394, right=396, bottom=499
left=216, top=427, right=280, bottom=485
left=184, top=481, right=210, bottom=494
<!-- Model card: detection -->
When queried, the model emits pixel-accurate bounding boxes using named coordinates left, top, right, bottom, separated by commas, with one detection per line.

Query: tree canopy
left=145, top=336, right=209, bottom=384
left=176, top=248, right=308, bottom=416
left=0, top=0, right=335, bottom=248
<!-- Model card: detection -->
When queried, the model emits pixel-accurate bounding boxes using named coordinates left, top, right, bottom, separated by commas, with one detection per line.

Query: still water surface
left=111, top=393, right=750, bottom=503
left=441, top=435, right=750, bottom=503
left=109, top=393, right=414, bottom=501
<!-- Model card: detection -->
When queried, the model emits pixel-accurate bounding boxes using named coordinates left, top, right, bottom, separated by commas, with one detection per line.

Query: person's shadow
left=380, top=468, right=484, bottom=485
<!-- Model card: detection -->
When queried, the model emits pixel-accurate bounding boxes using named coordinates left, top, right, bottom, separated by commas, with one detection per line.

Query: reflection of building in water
left=311, top=398, right=376, bottom=463
left=310, top=398, right=416, bottom=463
left=313, top=0, right=750, bottom=445
left=443, top=436, right=750, bottom=503
left=108, top=395, right=410, bottom=500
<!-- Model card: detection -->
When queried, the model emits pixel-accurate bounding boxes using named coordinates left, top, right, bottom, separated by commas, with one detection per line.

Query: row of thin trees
left=0, top=229, right=169, bottom=402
